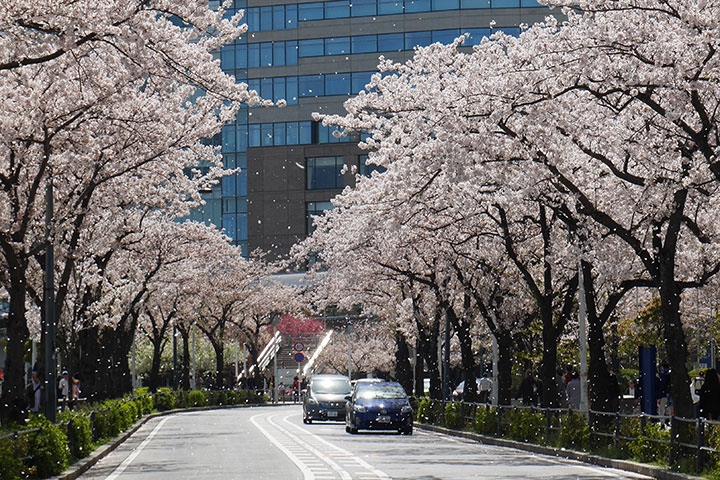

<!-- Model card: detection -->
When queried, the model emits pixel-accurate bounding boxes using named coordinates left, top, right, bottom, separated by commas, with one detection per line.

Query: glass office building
left=203, top=0, right=550, bottom=258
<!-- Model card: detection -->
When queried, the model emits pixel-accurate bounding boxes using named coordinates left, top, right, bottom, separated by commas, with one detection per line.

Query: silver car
left=302, top=374, right=351, bottom=424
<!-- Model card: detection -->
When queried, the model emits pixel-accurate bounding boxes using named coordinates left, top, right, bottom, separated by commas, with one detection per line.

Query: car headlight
left=354, top=405, right=367, bottom=413
left=401, top=405, right=413, bottom=414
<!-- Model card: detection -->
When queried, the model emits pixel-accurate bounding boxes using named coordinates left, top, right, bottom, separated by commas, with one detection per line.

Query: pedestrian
left=699, top=368, right=720, bottom=420
left=293, top=376, right=300, bottom=402
left=69, top=373, right=81, bottom=410
left=27, top=370, right=42, bottom=413
left=607, top=371, right=620, bottom=412
left=58, top=370, right=70, bottom=410
left=657, top=363, right=672, bottom=418
left=554, top=368, right=568, bottom=408
left=516, top=370, right=536, bottom=406
left=567, top=371, right=581, bottom=410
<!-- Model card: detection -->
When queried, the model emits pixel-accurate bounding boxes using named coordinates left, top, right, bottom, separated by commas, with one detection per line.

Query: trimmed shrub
left=26, top=416, right=70, bottom=478
left=628, top=421, right=669, bottom=464
left=473, top=406, right=498, bottom=436
left=506, top=408, right=544, bottom=443
left=187, top=390, right=207, bottom=407
left=444, top=402, right=464, bottom=430
left=66, top=414, right=93, bottom=459
left=155, top=391, right=176, bottom=411
left=416, top=398, right=435, bottom=424
left=557, top=410, right=590, bottom=451
left=0, top=435, right=25, bottom=480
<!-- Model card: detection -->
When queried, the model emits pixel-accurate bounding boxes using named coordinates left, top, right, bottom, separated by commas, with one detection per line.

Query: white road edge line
left=105, top=416, right=170, bottom=480
left=250, top=413, right=315, bottom=480
left=280, top=414, right=390, bottom=480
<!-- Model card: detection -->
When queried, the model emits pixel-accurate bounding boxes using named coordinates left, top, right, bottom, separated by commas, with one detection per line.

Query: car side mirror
left=344, top=395, right=352, bottom=402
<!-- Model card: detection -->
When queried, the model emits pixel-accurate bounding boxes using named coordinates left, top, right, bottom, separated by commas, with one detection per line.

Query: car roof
left=310, top=374, right=350, bottom=381
left=357, top=381, right=404, bottom=389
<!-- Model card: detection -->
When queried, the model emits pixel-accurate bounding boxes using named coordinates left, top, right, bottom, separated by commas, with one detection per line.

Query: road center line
left=105, top=417, right=170, bottom=480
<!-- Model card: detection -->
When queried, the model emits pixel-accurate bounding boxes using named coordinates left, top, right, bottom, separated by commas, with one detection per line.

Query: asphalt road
left=78, top=405, right=653, bottom=480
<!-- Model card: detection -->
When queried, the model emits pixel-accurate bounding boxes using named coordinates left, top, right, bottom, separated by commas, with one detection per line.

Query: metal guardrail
left=423, top=399, right=720, bottom=474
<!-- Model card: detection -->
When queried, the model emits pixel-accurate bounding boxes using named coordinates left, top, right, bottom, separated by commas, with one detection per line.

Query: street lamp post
left=44, top=173, right=57, bottom=422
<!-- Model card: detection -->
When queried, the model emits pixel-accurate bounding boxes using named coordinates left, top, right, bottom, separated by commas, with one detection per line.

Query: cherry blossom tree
left=0, top=1, right=260, bottom=419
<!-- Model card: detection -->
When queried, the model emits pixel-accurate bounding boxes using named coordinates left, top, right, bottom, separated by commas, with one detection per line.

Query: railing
left=418, top=399, right=720, bottom=475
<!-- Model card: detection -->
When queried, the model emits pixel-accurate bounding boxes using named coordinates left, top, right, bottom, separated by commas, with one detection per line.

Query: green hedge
left=0, top=389, right=265, bottom=479
left=444, top=402, right=464, bottom=430
left=628, top=421, right=669, bottom=464
left=507, top=408, right=544, bottom=443
left=473, top=406, right=498, bottom=436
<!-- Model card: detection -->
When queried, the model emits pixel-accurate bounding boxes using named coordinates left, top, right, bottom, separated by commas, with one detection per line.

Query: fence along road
left=75, top=405, right=656, bottom=480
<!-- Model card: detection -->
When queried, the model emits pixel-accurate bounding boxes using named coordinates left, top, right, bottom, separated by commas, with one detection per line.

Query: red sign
left=293, top=342, right=304, bottom=351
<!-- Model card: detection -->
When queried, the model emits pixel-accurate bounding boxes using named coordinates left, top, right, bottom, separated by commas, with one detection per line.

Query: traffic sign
left=294, top=352, right=305, bottom=362
left=293, top=342, right=304, bottom=352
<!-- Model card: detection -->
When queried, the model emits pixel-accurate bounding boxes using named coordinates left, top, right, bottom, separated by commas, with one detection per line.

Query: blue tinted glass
left=463, top=28, right=491, bottom=45
left=237, top=196, right=248, bottom=213
left=406, top=0, right=431, bottom=12
left=378, top=33, right=403, bottom=51
left=299, top=2, right=324, bottom=20
left=326, top=0, right=350, bottom=18
left=273, top=42, right=286, bottom=66
left=287, top=122, right=299, bottom=144
left=237, top=128, right=248, bottom=151
left=307, top=157, right=343, bottom=189
left=492, top=0, right=519, bottom=6
left=222, top=174, right=236, bottom=195
left=237, top=212, right=248, bottom=241
left=260, top=43, right=272, bottom=66
left=248, top=44, right=260, bottom=68
left=461, top=0, right=490, bottom=6
left=286, top=4, right=297, bottom=28
left=238, top=171, right=247, bottom=196
left=260, top=6, right=272, bottom=30
left=274, top=123, right=286, bottom=146
left=221, top=46, right=235, bottom=69
left=433, top=0, right=459, bottom=9
left=351, top=71, right=373, bottom=93
left=378, top=0, right=403, bottom=14
left=235, top=45, right=247, bottom=68
left=499, top=26, right=521, bottom=36
left=261, top=123, right=273, bottom=146
left=299, top=122, right=312, bottom=144
left=222, top=214, right=237, bottom=240
left=286, top=41, right=298, bottom=65
left=351, top=0, right=376, bottom=16
left=325, top=73, right=350, bottom=95
left=249, top=124, right=260, bottom=147
left=222, top=125, right=236, bottom=152
left=299, top=38, right=324, bottom=57
left=432, top=29, right=460, bottom=44
left=246, top=8, right=260, bottom=32
left=273, top=77, right=285, bottom=102
left=299, top=74, right=325, bottom=97
left=317, top=124, right=329, bottom=144
left=273, top=5, right=285, bottom=29
left=352, top=35, right=377, bottom=53
left=286, top=76, right=298, bottom=104
left=261, top=77, right=272, bottom=99
left=521, top=0, right=542, bottom=6
left=248, top=78, right=260, bottom=94
left=325, top=37, right=350, bottom=55
left=405, top=31, right=432, bottom=49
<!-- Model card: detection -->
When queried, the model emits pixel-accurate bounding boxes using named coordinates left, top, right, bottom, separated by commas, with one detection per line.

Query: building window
left=359, top=154, right=386, bottom=176
left=299, top=2, right=324, bottom=21
left=351, top=0, right=377, bottom=16
left=325, top=0, right=350, bottom=18
left=307, top=156, right=344, bottom=190
left=307, top=201, right=335, bottom=234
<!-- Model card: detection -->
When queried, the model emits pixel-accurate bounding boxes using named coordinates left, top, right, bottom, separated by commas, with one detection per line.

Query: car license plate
left=328, top=411, right=338, bottom=417
left=377, top=415, right=391, bottom=423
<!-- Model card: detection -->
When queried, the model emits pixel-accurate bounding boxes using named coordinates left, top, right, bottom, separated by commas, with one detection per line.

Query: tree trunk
left=180, top=327, right=191, bottom=391
left=394, top=330, right=413, bottom=395
left=414, top=338, right=424, bottom=397
left=148, top=337, right=164, bottom=393
left=540, top=299, right=558, bottom=407
left=448, top=310, right=478, bottom=402
left=213, top=343, right=225, bottom=389
left=0, top=273, right=31, bottom=423
left=496, top=330, right=513, bottom=406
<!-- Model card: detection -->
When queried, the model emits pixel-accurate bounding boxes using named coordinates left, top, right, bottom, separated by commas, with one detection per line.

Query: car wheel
left=401, top=426, right=413, bottom=435
left=345, top=425, right=351, bottom=433
left=349, top=426, right=358, bottom=434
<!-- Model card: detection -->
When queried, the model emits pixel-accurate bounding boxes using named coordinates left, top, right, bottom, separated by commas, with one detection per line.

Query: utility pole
left=578, top=262, right=589, bottom=414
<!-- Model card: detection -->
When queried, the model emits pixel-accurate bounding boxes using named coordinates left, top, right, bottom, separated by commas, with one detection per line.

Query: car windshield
left=357, top=384, right=406, bottom=399
left=312, top=379, right=351, bottom=394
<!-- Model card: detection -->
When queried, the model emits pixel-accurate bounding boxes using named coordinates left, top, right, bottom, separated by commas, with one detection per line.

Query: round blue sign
left=294, top=352, right=305, bottom=363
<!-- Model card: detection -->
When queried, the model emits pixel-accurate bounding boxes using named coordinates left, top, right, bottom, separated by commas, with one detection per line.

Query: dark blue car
left=345, top=381, right=413, bottom=435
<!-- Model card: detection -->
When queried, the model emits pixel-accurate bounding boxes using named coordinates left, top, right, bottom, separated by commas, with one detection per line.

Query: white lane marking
left=105, top=417, right=170, bottom=480
left=280, top=414, right=390, bottom=480
left=250, top=413, right=315, bottom=480
left=267, top=415, right=353, bottom=480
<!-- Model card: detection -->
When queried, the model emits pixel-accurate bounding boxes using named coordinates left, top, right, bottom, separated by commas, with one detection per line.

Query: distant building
left=200, top=0, right=551, bottom=259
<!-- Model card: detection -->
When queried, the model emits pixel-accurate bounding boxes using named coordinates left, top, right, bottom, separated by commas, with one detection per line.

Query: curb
left=417, top=424, right=706, bottom=480
left=49, top=402, right=297, bottom=480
